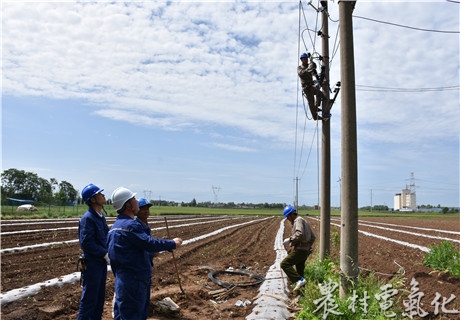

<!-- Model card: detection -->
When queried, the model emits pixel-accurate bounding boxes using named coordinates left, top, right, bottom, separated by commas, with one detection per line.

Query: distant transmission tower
left=406, top=172, right=417, bottom=209
left=409, top=172, right=416, bottom=194
left=212, top=185, right=221, bottom=204
left=143, top=190, right=152, bottom=201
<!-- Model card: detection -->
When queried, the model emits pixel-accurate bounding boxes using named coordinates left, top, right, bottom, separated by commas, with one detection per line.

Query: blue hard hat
left=283, top=205, right=296, bottom=218
left=300, top=52, right=309, bottom=59
left=81, top=184, right=103, bottom=203
left=138, top=198, right=153, bottom=208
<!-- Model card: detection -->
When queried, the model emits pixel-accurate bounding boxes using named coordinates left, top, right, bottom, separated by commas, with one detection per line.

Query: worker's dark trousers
left=78, top=259, right=107, bottom=320
left=113, top=273, right=150, bottom=320
left=303, top=87, right=324, bottom=120
left=281, top=249, right=311, bottom=283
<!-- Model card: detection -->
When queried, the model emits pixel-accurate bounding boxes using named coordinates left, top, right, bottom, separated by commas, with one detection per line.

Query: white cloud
left=2, top=1, right=458, bottom=206
left=210, top=143, right=257, bottom=153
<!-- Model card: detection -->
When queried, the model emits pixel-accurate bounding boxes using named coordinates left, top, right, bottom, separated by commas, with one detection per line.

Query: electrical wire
left=295, top=0, right=342, bottom=207
left=356, top=85, right=460, bottom=92
left=294, top=0, right=303, bottom=198
left=296, top=1, right=319, bottom=202
left=353, top=15, right=460, bottom=34
left=294, top=2, right=457, bottom=208
left=297, top=113, right=308, bottom=175
left=300, top=2, right=318, bottom=55
left=329, top=23, right=340, bottom=71
left=208, top=270, right=265, bottom=288
left=299, top=116, right=318, bottom=180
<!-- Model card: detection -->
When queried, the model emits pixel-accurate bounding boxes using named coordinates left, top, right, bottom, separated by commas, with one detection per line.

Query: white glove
left=104, top=253, right=110, bottom=265
left=283, top=238, right=291, bottom=246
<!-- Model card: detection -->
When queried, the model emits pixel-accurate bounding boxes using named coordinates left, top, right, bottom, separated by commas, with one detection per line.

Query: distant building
left=394, top=173, right=418, bottom=211
left=394, top=193, right=401, bottom=210
left=394, top=188, right=416, bottom=211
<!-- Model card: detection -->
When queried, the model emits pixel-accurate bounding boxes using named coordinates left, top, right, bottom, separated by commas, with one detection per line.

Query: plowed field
left=1, top=214, right=459, bottom=319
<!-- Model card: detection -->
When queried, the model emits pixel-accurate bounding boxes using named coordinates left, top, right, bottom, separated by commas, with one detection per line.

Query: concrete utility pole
left=339, top=0, right=359, bottom=299
left=319, top=0, right=331, bottom=260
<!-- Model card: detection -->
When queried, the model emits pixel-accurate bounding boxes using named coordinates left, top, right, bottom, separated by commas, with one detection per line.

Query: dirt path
left=1, top=215, right=459, bottom=319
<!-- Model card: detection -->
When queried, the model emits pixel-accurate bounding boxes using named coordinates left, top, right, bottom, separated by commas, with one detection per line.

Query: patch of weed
left=296, top=257, right=405, bottom=319
left=424, top=240, right=460, bottom=278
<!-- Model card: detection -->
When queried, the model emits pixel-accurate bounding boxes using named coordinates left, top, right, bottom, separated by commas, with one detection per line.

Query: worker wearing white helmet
left=108, top=187, right=182, bottom=319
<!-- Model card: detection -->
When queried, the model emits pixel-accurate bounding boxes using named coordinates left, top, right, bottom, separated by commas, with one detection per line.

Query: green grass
left=296, top=257, right=406, bottom=320
left=2, top=203, right=458, bottom=318
left=0, top=204, right=290, bottom=219
left=2, top=204, right=458, bottom=220
left=1, top=204, right=85, bottom=219
left=424, top=240, right=460, bottom=278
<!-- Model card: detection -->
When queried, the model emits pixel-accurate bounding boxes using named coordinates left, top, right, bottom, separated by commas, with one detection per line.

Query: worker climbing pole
left=297, top=0, right=341, bottom=122
left=298, top=51, right=328, bottom=121
left=295, top=0, right=342, bottom=261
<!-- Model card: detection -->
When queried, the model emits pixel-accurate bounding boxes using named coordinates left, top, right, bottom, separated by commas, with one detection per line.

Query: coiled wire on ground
left=208, top=270, right=265, bottom=289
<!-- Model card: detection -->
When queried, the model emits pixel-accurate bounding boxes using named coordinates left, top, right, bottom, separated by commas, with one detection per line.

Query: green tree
left=373, top=205, right=389, bottom=211
left=1, top=169, right=78, bottom=207
left=56, top=180, right=78, bottom=205
left=1, top=168, right=44, bottom=200
left=37, top=177, right=52, bottom=203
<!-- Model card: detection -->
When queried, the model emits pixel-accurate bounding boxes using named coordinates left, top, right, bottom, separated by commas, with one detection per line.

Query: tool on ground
left=164, top=217, right=185, bottom=295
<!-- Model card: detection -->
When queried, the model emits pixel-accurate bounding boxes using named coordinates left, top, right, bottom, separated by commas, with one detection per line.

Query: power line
left=356, top=85, right=460, bottom=92
left=353, top=15, right=460, bottom=34
left=295, top=0, right=325, bottom=208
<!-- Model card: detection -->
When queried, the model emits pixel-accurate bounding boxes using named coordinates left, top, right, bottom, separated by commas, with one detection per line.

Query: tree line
left=4, top=168, right=455, bottom=212
left=1, top=168, right=78, bottom=206
left=0, top=169, right=292, bottom=210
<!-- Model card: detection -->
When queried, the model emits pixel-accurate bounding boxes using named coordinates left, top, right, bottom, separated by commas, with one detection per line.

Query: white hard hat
left=112, top=187, right=136, bottom=212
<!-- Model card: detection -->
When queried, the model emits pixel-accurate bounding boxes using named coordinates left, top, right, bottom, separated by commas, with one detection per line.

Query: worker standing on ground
left=78, top=183, right=110, bottom=320
left=298, top=52, right=328, bottom=121
left=108, top=187, right=182, bottom=320
left=280, top=205, right=316, bottom=292
left=136, top=198, right=155, bottom=266
left=135, top=197, right=156, bottom=314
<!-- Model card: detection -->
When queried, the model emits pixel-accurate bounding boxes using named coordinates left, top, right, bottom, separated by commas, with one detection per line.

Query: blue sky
left=2, top=1, right=459, bottom=208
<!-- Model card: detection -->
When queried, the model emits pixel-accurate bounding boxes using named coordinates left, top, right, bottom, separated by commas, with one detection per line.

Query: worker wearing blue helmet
left=280, top=205, right=316, bottom=292
left=136, top=198, right=155, bottom=265
left=298, top=52, right=329, bottom=121
left=134, top=198, right=157, bottom=317
left=78, top=183, right=109, bottom=320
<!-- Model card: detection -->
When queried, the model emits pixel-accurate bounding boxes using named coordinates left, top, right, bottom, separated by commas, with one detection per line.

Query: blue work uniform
left=108, top=214, right=177, bottom=320
left=135, top=217, right=155, bottom=265
left=135, top=217, right=155, bottom=317
left=78, top=207, right=109, bottom=320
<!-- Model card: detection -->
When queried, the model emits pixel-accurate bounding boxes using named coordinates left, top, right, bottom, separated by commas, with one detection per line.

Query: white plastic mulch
left=0, top=217, right=269, bottom=305
left=246, top=218, right=292, bottom=320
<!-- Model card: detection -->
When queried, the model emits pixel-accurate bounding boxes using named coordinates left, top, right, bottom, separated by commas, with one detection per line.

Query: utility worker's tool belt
left=76, top=255, right=86, bottom=271
left=76, top=255, right=86, bottom=286
left=297, top=241, right=312, bottom=247
left=302, top=82, right=315, bottom=89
